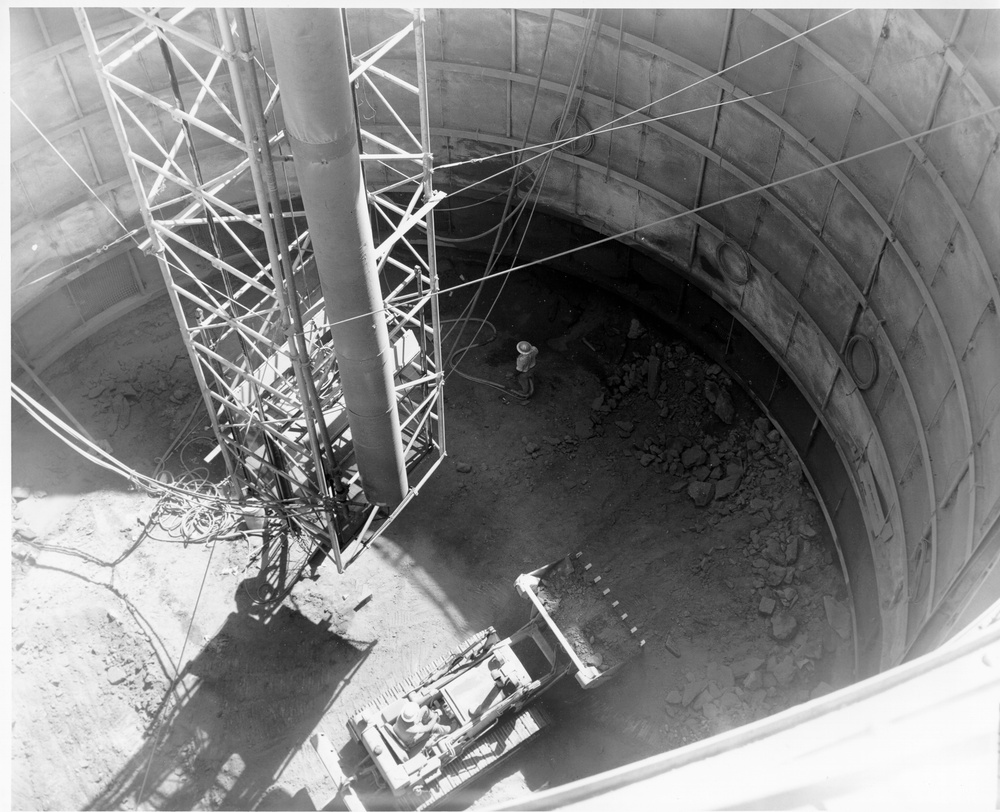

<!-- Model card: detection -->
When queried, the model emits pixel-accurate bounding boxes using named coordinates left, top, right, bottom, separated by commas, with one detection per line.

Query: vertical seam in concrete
left=752, top=11, right=983, bottom=638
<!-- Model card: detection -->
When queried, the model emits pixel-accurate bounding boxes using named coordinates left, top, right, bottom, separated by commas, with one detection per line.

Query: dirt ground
left=9, top=261, right=855, bottom=811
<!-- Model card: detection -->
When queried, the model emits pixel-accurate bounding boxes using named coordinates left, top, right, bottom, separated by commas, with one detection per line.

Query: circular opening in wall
left=715, top=240, right=751, bottom=285
left=551, top=114, right=595, bottom=156
left=846, top=334, right=879, bottom=390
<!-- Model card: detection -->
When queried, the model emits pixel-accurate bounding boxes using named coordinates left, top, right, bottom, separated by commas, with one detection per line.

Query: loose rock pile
left=557, top=319, right=855, bottom=742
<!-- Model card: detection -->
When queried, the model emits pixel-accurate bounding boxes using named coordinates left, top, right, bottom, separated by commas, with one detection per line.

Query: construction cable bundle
left=12, top=382, right=252, bottom=541
left=11, top=380, right=346, bottom=593
left=146, top=476, right=241, bottom=545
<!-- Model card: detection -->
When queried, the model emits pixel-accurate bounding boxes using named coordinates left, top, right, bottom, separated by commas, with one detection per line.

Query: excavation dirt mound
left=536, top=564, right=638, bottom=672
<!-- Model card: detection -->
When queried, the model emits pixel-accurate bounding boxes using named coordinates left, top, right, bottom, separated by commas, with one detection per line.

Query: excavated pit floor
left=10, top=260, right=855, bottom=810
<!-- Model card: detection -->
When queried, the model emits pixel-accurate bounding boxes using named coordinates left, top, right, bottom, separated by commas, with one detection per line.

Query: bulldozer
left=309, top=553, right=645, bottom=810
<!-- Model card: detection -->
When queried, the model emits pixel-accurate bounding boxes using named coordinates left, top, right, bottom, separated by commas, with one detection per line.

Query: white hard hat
left=517, top=341, right=532, bottom=354
left=399, top=701, right=421, bottom=724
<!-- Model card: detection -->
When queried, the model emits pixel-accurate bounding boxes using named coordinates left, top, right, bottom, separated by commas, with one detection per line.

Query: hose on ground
left=441, top=317, right=531, bottom=399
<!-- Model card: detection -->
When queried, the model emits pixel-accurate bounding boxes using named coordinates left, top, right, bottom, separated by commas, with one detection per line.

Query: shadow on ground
left=86, top=580, right=374, bottom=811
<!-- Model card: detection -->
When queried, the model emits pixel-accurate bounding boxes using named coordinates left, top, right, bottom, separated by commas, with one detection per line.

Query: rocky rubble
left=571, top=337, right=759, bottom=506
left=557, top=317, right=855, bottom=743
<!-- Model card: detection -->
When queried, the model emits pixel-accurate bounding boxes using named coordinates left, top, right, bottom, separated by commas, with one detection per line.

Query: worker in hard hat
left=393, top=700, right=451, bottom=747
left=515, top=340, right=538, bottom=397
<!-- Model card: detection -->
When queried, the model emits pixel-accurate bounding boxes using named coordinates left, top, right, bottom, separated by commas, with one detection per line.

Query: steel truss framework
left=76, top=7, right=445, bottom=603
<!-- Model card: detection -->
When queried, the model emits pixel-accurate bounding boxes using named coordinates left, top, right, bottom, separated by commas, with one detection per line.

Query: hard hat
left=517, top=341, right=532, bottom=354
left=399, top=701, right=421, bottom=724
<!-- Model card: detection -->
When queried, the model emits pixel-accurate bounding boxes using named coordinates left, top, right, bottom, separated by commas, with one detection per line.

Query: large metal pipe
left=266, top=8, right=407, bottom=508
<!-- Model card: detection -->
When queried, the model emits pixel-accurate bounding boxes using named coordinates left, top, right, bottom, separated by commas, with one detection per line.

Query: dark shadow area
left=86, top=579, right=374, bottom=811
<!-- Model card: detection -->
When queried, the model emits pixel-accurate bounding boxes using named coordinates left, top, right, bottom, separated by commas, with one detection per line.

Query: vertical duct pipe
left=266, top=9, right=407, bottom=507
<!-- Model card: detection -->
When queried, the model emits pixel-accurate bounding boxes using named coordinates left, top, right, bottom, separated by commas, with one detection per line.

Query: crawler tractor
left=309, top=554, right=644, bottom=810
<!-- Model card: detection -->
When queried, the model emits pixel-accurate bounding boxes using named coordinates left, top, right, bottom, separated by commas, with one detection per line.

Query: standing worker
left=515, top=340, right=538, bottom=397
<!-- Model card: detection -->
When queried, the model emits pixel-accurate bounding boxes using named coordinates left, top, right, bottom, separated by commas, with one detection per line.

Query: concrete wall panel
left=81, top=120, right=128, bottom=184
left=932, top=227, right=993, bottom=354
left=893, top=444, right=929, bottom=565
left=34, top=7, right=84, bottom=44
left=917, top=10, right=962, bottom=44
left=780, top=49, right=857, bottom=157
left=769, top=138, right=838, bottom=235
left=9, top=8, right=46, bottom=62
left=58, top=49, right=110, bottom=116
left=784, top=318, right=837, bottom=405
left=876, top=373, right=925, bottom=523
left=838, top=98, right=911, bottom=218
left=866, top=11, right=941, bottom=134
left=439, top=73, right=508, bottom=135
left=869, top=250, right=923, bottom=353
left=934, top=475, right=973, bottom=605
left=750, top=208, right=813, bottom=293
left=646, top=60, right=717, bottom=146
left=964, top=151, right=999, bottom=278
left=807, top=9, right=884, bottom=77
left=10, top=172, right=35, bottom=233
left=636, top=130, right=701, bottom=208
left=924, top=73, right=999, bottom=209
left=584, top=33, right=624, bottom=101
left=599, top=120, right=645, bottom=185
left=822, top=184, right=884, bottom=289
left=975, top=416, right=1000, bottom=532
left=575, top=166, right=639, bottom=231
left=798, top=250, right=857, bottom=346
left=698, top=162, right=759, bottom=247
left=10, top=220, right=62, bottom=295
left=893, top=168, right=958, bottom=287
left=956, top=10, right=1000, bottom=88
left=591, top=43, right=650, bottom=121
left=922, top=376, right=968, bottom=498
left=14, top=287, right=84, bottom=356
left=649, top=8, right=729, bottom=74
left=714, top=103, right=781, bottom=185
left=963, top=312, right=1000, bottom=466
left=13, top=133, right=98, bottom=216
left=515, top=13, right=584, bottom=85
left=723, top=12, right=796, bottom=120
left=51, top=197, right=133, bottom=262
left=739, top=278, right=800, bottom=383
left=620, top=10, right=658, bottom=49
left=440, top=8, right=511, bottom=69
left=10, top=60, right=77, bottom=149
left=630, top=193, right=693, bottom=270
left=898, top=309, right=955, bottom=435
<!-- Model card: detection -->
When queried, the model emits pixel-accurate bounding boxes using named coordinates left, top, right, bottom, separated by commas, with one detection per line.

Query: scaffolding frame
left=75, top=7, right=445, bottom=601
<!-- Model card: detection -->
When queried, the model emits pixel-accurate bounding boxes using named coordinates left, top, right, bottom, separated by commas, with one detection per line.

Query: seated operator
left=393, top=700, right=451, bottom=747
